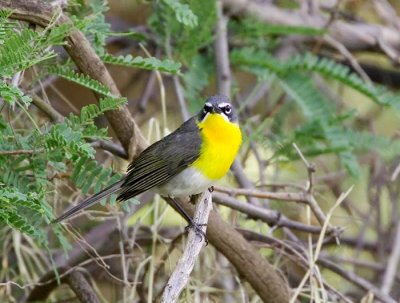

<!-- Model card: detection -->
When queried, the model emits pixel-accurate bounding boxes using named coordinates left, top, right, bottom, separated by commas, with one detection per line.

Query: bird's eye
left=203, top=103, right=212, bottom=113
left=223, top=105, right=232, bottom=115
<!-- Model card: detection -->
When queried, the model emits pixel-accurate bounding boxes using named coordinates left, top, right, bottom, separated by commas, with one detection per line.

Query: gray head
left=198, top=95, right=238, bottom=123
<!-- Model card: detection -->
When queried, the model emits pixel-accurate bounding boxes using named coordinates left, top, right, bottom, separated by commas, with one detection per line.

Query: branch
left=317, top=258, right=396, bottom=303
left=215, top=185, right=309, bottom=203
left=222, top=0, right=400, bottom=61
left=64, top=269, right=100, bottom=303
left=381, top=222, right=400, bottom=295
left=161, top=191, right=212, bottom=302
left=213, top=192, right=325, bottom=234
left=171, top=199, right=290, bottom=303
left=214, top=0, right=231, bottom=96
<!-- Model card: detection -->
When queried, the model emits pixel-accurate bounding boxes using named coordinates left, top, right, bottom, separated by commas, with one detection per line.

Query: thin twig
left=0, top=149, right=36, bottom=155
left=161, top=191, right=212, bottom=303
left=214, top=185, right=309, bottom=203
left=31, top=94, right=64, bottom=123
left=381, top=222, right=400, bottom=294
left=293, top=143, right=328, bottom=226
left=213, top=192, right=324, bottom=234
left=318, top=258, right=396, bottom=303
left=214, top=0, right=230, bottom=97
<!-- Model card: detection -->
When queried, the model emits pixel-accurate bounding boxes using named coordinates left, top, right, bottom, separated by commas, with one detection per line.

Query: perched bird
left=53, top=95, right=242, bottom=234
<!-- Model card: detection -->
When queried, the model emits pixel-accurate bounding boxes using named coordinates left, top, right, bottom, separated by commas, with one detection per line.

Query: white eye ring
left=224, top=105, right=232, bottom=114
left=203, top=103, right=212, bottom=113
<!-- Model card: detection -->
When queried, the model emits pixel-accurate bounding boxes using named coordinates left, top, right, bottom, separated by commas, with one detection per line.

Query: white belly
left=156, top=167, right=213, bottom=197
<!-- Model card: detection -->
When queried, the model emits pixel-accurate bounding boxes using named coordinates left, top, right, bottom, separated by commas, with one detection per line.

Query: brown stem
left=64, top=270, right=100, bottom=303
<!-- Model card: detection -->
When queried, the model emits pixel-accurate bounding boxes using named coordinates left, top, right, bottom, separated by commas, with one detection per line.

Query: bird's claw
left=185, top=221, right=208, bottom=245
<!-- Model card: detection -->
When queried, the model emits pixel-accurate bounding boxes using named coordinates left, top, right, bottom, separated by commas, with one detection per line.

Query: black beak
left=212, top=106, right=222, bottom=114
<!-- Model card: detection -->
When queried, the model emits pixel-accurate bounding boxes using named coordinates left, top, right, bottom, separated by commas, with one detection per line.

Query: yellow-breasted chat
left=52, top=95, right=242, bottom=235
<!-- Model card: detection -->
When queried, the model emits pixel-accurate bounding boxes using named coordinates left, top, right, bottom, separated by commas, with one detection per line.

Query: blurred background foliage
left=1, top=0, right=400, bottom=302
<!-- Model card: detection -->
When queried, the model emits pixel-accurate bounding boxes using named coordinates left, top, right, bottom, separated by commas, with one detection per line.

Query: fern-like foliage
left=0, top=20, right=71, bottom=79
left=0, top=95, right=126, bottom=244
left=0, top=81, right=32, bottom=106
left=102, top=54, right=181, bottom=74
left=77, top=96, right=127, bottom=124
left=162, top=0, right=198, bottom=28
left=72, top=156, right=122, bottom=195
left=150, top=0, right=216, bottom=64
left=48, top=66, right=115, bottom=97
left=232, top=47, right=400, bottom=176
left=69, top=0, right=110, bottom=55
left=232, top=48, right=400, bottom=109
left=230, top=18, right=326, bottom=38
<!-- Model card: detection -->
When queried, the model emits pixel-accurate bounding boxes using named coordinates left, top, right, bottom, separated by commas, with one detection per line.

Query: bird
left=52, top=95, right=242, bottom=236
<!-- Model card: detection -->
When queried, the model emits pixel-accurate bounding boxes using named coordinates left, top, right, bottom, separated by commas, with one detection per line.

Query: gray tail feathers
left=52, top=180, right=124, bottom=224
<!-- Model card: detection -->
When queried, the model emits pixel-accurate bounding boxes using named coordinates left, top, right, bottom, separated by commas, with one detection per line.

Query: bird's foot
left=185, top=220, right=208, bottom=245
left=208, top=186, right=214, bottom=193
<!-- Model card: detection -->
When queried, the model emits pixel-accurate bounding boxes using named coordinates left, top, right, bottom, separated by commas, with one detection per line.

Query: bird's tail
left=52, top=180, right=124, bottom=224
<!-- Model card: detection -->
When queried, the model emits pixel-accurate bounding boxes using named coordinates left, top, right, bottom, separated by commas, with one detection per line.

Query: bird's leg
left=168, top=196, right=208, bottom=245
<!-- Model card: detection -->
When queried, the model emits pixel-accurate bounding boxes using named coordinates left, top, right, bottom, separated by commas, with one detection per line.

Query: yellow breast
left=192, top=113, right=242, bottom=180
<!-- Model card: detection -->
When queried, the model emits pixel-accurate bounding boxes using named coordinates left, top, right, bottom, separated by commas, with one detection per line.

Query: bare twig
left=324, top=35, right=371, bottom=84
left=31, top=94, right=64, bottom=123
left=161, top=191, right=212, bottom=303
left=318, top=258, right=396, bottom=303
left=137, top=71, right=156, bottom=112
left=293, top=143, right=328, bottom=226
left=213, top=192, right=324, bottom=234
left=172, top=75, right=190, bottom=121
left=0, top=149, right=36, bottom=155
left=215, top=185, right=309, bottom=203
left=381, top=222, right=400, bottom=295
left=214, top=0, right=231, bottom=97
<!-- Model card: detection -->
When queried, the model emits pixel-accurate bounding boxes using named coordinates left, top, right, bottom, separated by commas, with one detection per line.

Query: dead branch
left=213, top=192, right=325, bottom=234
left=161, top=191, right=212, bottom=302
left=381, top=222, right=400, bottom=295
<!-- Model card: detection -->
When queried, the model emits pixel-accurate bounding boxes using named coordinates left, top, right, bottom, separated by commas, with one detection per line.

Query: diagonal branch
left=161, top=191, right=212, bottom=302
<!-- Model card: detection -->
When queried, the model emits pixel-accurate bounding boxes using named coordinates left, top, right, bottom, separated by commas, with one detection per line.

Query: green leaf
left=48, top=66, right=115, bottom=97
left=162, top=0, right=198, bottom=28
left=79, top=96, right=127, bottom=123
left=232, top=48, right=400, bottom=110
left=278, top=73, right=334, bottom=120
left=231, top=18, right=326, bottom=37
left=0, top=81, right=32, bottom=106
left=102, top=54, right=181, bottom=74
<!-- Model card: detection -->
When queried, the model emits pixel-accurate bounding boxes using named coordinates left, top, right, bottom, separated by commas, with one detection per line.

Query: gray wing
left=117, top=117, right=201, bottom=201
